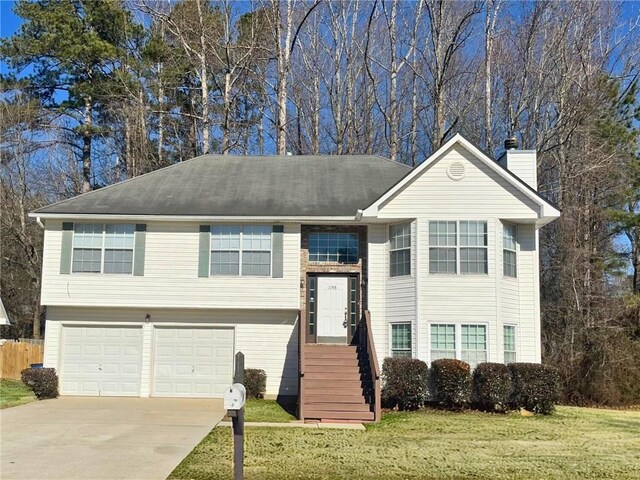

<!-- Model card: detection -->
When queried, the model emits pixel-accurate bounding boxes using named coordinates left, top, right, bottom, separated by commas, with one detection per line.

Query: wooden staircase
left=301, top=343, right=375, bottom=422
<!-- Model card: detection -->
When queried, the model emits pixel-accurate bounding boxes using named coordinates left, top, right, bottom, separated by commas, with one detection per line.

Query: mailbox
left=224, top=383, right=246, bottom=410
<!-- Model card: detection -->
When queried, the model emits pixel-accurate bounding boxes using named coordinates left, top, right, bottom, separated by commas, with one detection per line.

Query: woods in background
left=1, top=0, right=639, bottom=405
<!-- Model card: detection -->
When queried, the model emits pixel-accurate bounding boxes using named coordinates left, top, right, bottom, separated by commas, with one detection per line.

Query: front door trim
left=306, top=273, right=359, bottom=344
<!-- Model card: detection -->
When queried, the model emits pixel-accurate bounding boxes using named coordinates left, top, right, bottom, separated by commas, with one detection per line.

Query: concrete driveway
left=0, top=397, right=225, bottom=480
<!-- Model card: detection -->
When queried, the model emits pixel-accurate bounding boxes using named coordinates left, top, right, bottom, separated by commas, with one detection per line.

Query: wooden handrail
left=360, top=310, right=381, bottom=422
left=298, top=310, right=305, bottom=421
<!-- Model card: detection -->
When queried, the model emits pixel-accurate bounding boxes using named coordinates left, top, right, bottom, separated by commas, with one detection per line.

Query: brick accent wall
left=300, top=225, right=368, bottom=343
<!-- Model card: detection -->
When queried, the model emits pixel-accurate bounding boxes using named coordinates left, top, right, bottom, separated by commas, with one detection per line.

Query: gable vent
left=447, top=162, right=466, bottom=181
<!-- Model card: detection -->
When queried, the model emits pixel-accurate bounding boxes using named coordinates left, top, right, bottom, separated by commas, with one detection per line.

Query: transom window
left=503, top=325, right=516, bottom=363
left=308, top=233, right=358, bottom=263
left=503, top=223, right=518, bottom=278
left=430, top=323, right=488, bottom=368
left=389, top=223, right=411, bottom=277
left=391, top=323, right=412, bottom=358
left=210, top=225, right=271, bottom=276
left=72, top=223, right=134, bottom=274
left=429, top=221, right=488, bottom=274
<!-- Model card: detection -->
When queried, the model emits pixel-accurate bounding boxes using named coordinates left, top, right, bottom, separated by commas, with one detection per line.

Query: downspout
left=36, top=217, right=45, bottom=229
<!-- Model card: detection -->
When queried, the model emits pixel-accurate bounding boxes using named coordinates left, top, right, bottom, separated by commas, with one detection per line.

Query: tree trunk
left=82, top=97, right=92, bottom=193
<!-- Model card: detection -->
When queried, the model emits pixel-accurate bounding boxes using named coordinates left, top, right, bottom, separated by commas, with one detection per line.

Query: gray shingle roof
left=35, top=155, right=413, bottom=217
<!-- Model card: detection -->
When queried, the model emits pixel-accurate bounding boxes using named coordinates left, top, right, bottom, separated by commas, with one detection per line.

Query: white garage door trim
left=151, top=326, right=234, bottom=398
left=60, top=325, right=143, bottom=397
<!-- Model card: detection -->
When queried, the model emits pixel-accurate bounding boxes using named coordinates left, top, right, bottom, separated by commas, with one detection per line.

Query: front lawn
left=243, top=398, right=296, bottom=423
left=0, top=379, right=36, bottom=409
left=170, top=406, right=640, bottom=480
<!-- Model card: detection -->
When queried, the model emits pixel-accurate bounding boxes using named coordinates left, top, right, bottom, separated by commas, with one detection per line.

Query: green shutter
left=272, top=225, right=284, bottom=278
left=198, top=225, right=211, bottom=277
left=60, top=222, right=74, bottom=274
left=133, top=224, right=146, bottom=276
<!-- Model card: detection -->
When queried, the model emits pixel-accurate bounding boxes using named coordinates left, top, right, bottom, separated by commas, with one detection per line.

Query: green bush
left=430, top=359, right=471, bottom=410
left=20, top=368, right=59, bottom=400
left=381, top=357, right=429, bottom=410
left=472, top=362, right=512, bottom=412
left=509, top=363, right=559, bottom=414
left=244, top=369, right=267, bottom=399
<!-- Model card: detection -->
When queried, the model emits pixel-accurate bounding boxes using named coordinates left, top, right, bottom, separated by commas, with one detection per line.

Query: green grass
left=243, top=398, right=296, bottom=423
left=0, top=379, right=36, bottom=409
left=170, top=406, right=640, bottom=480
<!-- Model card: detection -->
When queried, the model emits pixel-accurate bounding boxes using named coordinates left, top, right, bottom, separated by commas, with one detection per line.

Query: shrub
left=20, top=368, right=59, bottom=400
left=430, top=359, right=471, bottom=410
left=472, top=362, right=512, bottom=412
left=381, top=357, right=429, bottom=410
left=509, top=363, right=560, bottom=414
left=244, top=369, right=267, bottom=399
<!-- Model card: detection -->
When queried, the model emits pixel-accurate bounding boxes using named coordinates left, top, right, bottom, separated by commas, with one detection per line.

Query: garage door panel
left=152, top=327, right=233, bottom=398
left=61, top=326, right=142, bottom=397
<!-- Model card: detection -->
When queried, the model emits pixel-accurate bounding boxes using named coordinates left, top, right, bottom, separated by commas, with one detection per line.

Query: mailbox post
left=224, top=352, right=246, bottom=480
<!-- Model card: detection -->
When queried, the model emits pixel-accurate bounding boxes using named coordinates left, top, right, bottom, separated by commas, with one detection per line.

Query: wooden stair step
left=304, top=402, right=372, bottom=412
left=304, top=357, right=359, bottom=366
left=305, top=379, right=364, bottom=388
left=305, top=351, right=359, bottom=359
left=304, top=364, right=360, bottom=376
left=304, top=394, right=366, bottom=404
left=305, top=372, right=363, bottom=381
left=306, top=345, right=357, bottom=350
left=304, top=410, right=375, bottom=421
left=304, top=387, right=364, bottom=396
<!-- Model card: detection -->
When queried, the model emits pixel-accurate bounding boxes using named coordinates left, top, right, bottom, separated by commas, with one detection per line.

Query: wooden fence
left=0, top=341, right=44, bottom=379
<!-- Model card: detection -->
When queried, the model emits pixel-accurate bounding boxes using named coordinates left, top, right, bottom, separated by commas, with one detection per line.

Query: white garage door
left=60, top=325, right=142, bottom=396
left=152, top=327, right=234, bottom=398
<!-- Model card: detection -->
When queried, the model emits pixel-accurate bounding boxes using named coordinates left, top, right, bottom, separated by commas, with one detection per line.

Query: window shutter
left=133, top=224, right=146, bottom=276
left=272, top=225, right=284, bottom=278
left=60, top=222, right=74, bottom=274
left=198, top=225, right=211, bottom=277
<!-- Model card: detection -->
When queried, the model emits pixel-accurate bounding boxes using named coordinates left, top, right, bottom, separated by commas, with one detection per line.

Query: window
left=72, top=223, right=134, bottom=274
left=503, top=223, right=517, bottom=278
left=460, top=221, right=488, bottom=274
left=429, top=221, right=488, bottom=274
left=461, top=324, right=487, bottom=367
left=211, top=225, right=271, bottom=276
left=389, top=223, right=411, bottom=277
left=308, top=233, right=358, bottom=263
left=430, top=324, right=456, bottom=360
left=430, top=323, right=488, bottom=368
left=391, top=323, right=412, bottom=357
left=504, top=325, right=516, bottom=363
left=429, top=221, right=457, bottom=274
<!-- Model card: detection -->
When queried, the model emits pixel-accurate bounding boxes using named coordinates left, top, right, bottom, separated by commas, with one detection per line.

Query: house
left=0, top=298, right=12, bottom=326
left=29, top=134, right=559, bottom=422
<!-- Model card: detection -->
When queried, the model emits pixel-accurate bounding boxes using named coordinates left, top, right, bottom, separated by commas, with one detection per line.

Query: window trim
left=428, top=220, right=489, bottom=275
left=389, top=322, right=413, bottom=358
left=429, top=322, right=490, bottom=366
left=502, top=223, right=518, bottom=278
left=209, top=224, right=273, bottom=277
left=389, top=222, right=412, bottom=278
left=71, top=223, right=135, bottom=275
left=503, top=324, right=517, bottom=363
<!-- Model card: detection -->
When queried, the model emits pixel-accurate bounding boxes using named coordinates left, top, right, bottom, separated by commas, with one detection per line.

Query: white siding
left=41, top=222, right=300, bottom=310
left=373, top=143, right=542, bottom=365
left=367, top=224, right=386, bottom=369
left=385, top=221, right=417, bottom=358
left=45, top=306, right=298, bottom=397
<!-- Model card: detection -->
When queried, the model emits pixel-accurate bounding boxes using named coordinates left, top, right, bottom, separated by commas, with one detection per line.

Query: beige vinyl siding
left=367, top=224, right=386, bottom=368
left=45, top=307, right=298, bottom=396
left=377, top=144, right=540, bottom=219
left=41, top=222, right=300, bottom=310
left=376, top=143, right=541, bottom=365
left=385, top=221, right=417, bottom=357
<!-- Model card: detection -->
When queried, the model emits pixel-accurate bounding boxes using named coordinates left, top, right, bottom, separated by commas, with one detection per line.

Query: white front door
left=316, top=276, right=349, bottom=344
left=152, top=327, right=234, bottom=398
left=60, top=325, right=143, bottom=396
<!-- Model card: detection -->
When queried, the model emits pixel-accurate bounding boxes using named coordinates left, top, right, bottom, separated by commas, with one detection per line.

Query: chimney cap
left=505, top=137, right=518, bottom=150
